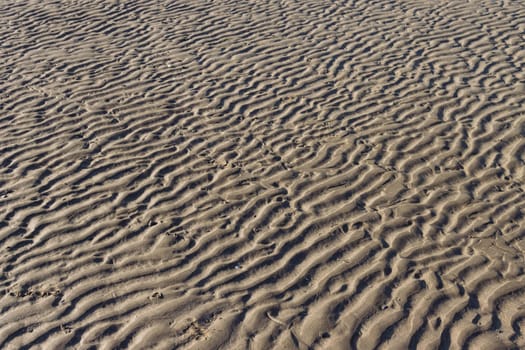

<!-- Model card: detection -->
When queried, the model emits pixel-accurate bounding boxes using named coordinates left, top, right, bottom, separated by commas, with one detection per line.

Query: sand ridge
left=1, top=0, right=525, bottom=348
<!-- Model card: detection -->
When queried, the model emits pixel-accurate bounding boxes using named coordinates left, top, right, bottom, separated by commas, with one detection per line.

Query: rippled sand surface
left=1, top=0, right=525, bottom=348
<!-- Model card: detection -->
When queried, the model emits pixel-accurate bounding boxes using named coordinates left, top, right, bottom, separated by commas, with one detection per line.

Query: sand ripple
left=1, top=0, right=525, bottom=348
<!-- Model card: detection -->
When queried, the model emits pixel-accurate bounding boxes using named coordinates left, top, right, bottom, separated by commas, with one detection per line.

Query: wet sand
left=1, top=0, right=525, bottom=348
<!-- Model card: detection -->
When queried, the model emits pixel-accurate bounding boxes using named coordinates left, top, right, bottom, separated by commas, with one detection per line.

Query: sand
left=0, top=0, right=524, bottom=348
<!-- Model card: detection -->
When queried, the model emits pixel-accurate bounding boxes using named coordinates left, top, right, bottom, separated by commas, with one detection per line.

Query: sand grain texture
left=1, top=0, right=525, bottom=349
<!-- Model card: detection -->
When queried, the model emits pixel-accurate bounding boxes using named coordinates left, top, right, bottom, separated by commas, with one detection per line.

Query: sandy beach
left=1, top=0, right=525, bottom=348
